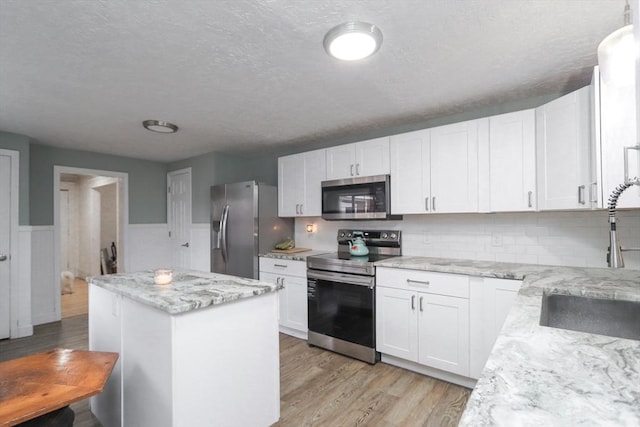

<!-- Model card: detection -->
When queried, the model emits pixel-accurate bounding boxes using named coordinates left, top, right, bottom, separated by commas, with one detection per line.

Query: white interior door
left=0, top=155, right=12, bottom=339
left=168, top=169, right=192, bottom=270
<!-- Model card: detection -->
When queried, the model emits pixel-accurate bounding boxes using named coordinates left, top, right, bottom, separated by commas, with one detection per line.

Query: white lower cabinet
left=376, top=267, right=522, bottom=385
left=259, top=257, right=308, bottom=339
left=376, top=267, right=470, bottom=377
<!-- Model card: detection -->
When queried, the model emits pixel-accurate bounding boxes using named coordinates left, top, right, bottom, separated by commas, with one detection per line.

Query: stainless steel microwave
left=321, top=175, right=400, bottom=220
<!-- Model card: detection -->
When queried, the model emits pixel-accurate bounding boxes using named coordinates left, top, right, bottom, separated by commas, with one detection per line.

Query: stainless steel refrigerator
left=211, top=181, right=293, bottom=279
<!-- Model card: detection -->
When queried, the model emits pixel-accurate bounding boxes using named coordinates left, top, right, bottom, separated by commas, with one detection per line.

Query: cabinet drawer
left=259, top=257, right=306, bottom=277
left=376, top=267, right=469, bottom=299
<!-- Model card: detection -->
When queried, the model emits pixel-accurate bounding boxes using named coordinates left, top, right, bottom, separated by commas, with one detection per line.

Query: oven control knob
left=339, top=231, right=346, bottom=238
left=346, top=232, right=352, bottom=238
left=381, top=232, right=388, bottom=239
left=390, top=232, right=397, bottom=239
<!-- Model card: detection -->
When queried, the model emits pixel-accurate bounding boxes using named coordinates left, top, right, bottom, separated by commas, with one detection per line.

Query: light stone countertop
left=260, top=250, right=330, bottom=262
left=375, top=256, right=640, bottom=426
left=88, top=270, right=282, bottom=315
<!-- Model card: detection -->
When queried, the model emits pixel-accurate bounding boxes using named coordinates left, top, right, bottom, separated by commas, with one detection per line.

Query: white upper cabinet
left=390, top=129, right=430, bottom=214
left=326, top=137, right=390, bottom=180
left=278, top=149, right=326, bottom=217
left=391, top=119, right=483, bottom=214
left=597, top=65, right=640, bottom=208
left=486, top=110, right=536, bottom=212
left=536, top=87, right=594, bottom=210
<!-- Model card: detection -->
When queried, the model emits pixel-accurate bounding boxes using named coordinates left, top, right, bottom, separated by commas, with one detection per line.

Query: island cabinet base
left=89, top=284, right=280, bottom=427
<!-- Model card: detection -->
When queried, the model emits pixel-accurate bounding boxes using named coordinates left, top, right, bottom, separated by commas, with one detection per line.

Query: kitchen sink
left=539, top=293, right=640, bottom=341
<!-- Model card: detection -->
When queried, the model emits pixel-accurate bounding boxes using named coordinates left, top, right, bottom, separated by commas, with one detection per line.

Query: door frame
left=167, top=167, right=192, bottom=269
left=53, top=166, right=129, bottom=319
left=0, top=149, right=19, bottom=338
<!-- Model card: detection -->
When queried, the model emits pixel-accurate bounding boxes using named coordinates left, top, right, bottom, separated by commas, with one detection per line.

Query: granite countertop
left=88, top=270, right=282, bottom=315
left=260, top=250, right=330, bottom=261
left=375, top=256, right=640, bottom=426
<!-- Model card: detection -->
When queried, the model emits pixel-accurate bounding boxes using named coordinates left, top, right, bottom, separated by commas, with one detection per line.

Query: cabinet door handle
left=578, top=185, right=586, bottom=205
left=527, top=191, right=533, bottom=208
left=590, top=182, right=598, bottom=203
left=411, top=295, right=415, bottom=310
left=300, top=204, right=303, bottom=215
left=425, top=197, right=429, bottom=212
left=419, top=296, right=424, bottom=312
left=295, top=204, right=299, bottom=215
left=356, top=163, right=360, bottom=175
left=623, top=145, right=640, bottom=185
left=350, top=164, right=355, bottom=176
left=432, top=197, right=436, bottom=212
left=0, top=254, right=7, bottom=262
left=407, top=279, right=430, bottom=286
left=280, top=277, right=285, bottom=286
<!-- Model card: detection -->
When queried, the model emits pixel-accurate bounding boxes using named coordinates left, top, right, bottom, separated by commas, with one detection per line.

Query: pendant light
left=597, top=0, right=634, bottom=86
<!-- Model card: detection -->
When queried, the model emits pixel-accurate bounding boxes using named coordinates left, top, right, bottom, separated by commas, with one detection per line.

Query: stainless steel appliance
left=321, top=175, right=400, bottom=220
left=211, top=181, right=293, bottom=279
left=307, top=229, right=402, bottom=364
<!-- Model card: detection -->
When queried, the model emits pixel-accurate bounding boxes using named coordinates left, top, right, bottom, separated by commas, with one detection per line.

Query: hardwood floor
left=61, top=278, right=89, bottom=319
left=1, top=317, right=471, bottom=426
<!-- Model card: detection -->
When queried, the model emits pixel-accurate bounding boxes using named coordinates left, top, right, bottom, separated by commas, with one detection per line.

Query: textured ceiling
left=0, top=0, right=628, bottom=162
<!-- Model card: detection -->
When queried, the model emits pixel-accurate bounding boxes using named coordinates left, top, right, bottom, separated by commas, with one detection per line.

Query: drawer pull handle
left=274, top=264, right=288, bottom=268
left=407, top=279, right=430, bottom=286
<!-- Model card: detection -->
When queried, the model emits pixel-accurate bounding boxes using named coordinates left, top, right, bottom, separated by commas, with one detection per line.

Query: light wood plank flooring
left=61, top=278, right=89, bottom=319
left=1, top=317, right=471, bottom=426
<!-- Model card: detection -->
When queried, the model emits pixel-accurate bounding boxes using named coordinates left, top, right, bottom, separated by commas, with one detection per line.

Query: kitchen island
left=87, top=270, right=281, bottom=427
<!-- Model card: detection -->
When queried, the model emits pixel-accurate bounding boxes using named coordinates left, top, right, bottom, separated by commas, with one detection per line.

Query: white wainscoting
left=16, top=227, right=33, bottom=337
left=30, top=226, right=58, bottom=326
left=190, top=224, right=210, bottom=272
left=127, top=224, right=172, bottom=272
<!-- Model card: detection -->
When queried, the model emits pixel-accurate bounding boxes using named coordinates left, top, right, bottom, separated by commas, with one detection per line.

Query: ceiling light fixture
left=597, top=0, right=634, bottom=86
left=323, top=21, right=383, bottom=61
left=142, top=120, right=179, bottom=133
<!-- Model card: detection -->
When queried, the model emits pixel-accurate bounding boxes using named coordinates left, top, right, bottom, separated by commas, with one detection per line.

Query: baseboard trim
left=279, top=325, right=308, bottom=341
left=380, top=354, right=477, bottom=389
left=15, top=324, right=34, bottom=338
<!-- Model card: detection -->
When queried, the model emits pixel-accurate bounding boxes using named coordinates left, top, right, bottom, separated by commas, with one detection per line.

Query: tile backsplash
left=294, top=210, right=640, bottom=270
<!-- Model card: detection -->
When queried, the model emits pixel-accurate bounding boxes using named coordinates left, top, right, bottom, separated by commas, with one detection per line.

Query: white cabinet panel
left=469, top=277, right=522, bottom=379
left=598, top=65, right=640, bottom=208
left=280, top=275, right=308, bottom=333
left=390, top=130, right=430, bottom=214
left=537, top=87, right=593, bottom=210
left=259, top=257, right=308, bottom=338
left=326, top=137, right=390, bottom=180
left=278, top=149, right=326, bottom=217
left=376, top=286, right=418, bottom=361
left=430, top=120, right=481, bottom=213
left=418, top=293, right=470, bottom=377
left=489, top=110, right=536, bottom=211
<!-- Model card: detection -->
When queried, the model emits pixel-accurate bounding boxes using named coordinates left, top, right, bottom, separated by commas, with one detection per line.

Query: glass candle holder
left=154, top=269, right=173, bottom=285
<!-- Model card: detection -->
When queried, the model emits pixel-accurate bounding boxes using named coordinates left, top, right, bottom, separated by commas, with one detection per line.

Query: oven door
left=307, top=269, right=375, bottom=348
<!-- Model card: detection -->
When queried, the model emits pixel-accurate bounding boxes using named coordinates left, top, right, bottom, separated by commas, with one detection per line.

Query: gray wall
left=168, top=151, right=278, bottom=224
left=0, top=131, right=30, bottom=225
left=30, top=144, right=167, bottom=225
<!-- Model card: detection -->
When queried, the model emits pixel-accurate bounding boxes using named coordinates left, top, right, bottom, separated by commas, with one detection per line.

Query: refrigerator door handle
left=220, top=204, right=230, bottom=263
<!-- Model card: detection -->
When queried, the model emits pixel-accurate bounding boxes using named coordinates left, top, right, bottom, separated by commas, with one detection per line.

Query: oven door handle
left=307, top=270, right=374, bottom=288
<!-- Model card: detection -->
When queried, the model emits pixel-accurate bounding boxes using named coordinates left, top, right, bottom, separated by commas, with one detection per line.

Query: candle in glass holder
left=154, top=269, right=172, bottom=285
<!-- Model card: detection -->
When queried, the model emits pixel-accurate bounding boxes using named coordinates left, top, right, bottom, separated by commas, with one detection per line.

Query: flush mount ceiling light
left=323, top=21, right=383, bottom=61
left=142, top=119, right=179, bottom=133
left=597, top=0, right=634, bottom=86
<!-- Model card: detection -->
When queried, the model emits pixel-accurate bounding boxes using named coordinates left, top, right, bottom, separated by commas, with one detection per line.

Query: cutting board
left=271, top=247, right=312, bottom=254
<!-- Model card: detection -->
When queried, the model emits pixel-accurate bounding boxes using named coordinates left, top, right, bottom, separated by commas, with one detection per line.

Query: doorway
left=0, top=149, right=18, bottom=339
left=54, top=167, right=128, bottom=320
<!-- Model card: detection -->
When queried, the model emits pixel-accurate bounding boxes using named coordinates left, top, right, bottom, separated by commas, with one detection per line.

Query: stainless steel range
left=306, top=229, right=402, bottom=364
